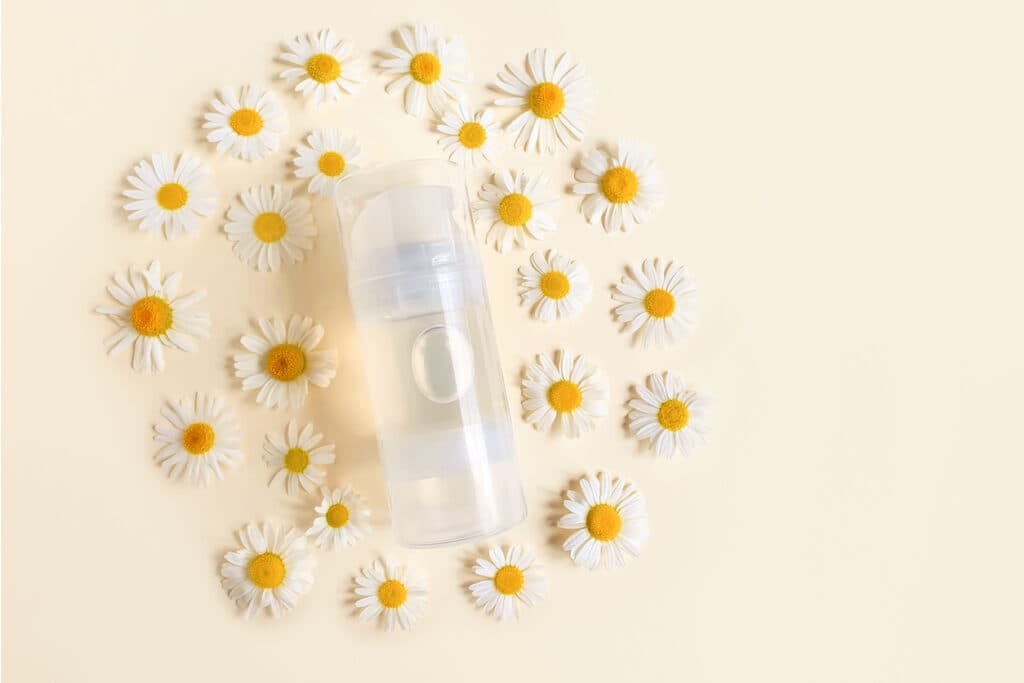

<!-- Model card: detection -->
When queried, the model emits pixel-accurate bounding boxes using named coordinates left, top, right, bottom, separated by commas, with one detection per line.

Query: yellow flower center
left=130, top=296, right=173, bottom=337
left=539, top=271, right=570, bottom=300
left=528, top=82, right=565, bottom=119
left=657, top=398, right=690, bottom=432
left=458, top=122, right=487, bottom=149
left=182, top=422, right=216, bottom=455
left=325, top=503, right=349, bottom=528
left=497, top=193, right=533, bottom=227
left=643, top=288, right=676, bottom=319
left=317, top=151, right=346, bottom=177
left=409, top=52, right=441, bottom=84
left=252, top=212, right=287, bottom=243
left=377, top=579, right=408, bottom=609
left=283, top=447, right=309, bottom=474
left=600, top=166, right=640, bottom=204
left=156, top=182, right=188, bottom=210
left=265, top=343, right=306, bottom=381
left=493, top=565, right=525, bottom=596
left=247, top=552, right=286, bottom=589
left=229, top=108, right=263, bottom=136
left=547, top=379, right=582, bottom=414
left=306, top=53, right=341, bottom=83
left=586, top=503, right=623, bottom=542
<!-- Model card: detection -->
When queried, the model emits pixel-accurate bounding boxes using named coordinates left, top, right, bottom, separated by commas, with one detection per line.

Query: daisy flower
left=293, top=129, right=362, bottom=197
left=468, top=545, right=546, bottom=621
left=518, top=249, right=592, bottom=321
left=437, top=101, right=501, bottom=167
left=220, top=523, right=315, bottom=619
left=494, top=49, right=592, bottom=154
left=279, top=28, right=365, bottom=106
left=355, top=559, right=428, bottom=631
left=96, top=261, right=210, bottom=372
left=234, top=315, right=338, bottom=409
left=378, top=21, right=470, bottom=117
left=521, top=349, right=608, bottom=438
left=153, top=393, right=242, bottom=485
left=306, top=485, right=371, bottom=551
left=573, top=140, right=665, bottom=233
left=629, top=372, right=710, bottom=459
left=558, top=472, right=649, bottom=570
left=122, top=152, right=215, bottom=239
left=203, top=85, right=286, bottom=161
left=613, top=258, right=698, bottom=349
left=224, top=185, right=316, bottom=272
left=472, top=170, right=557, bottom=253
left=263, top=419, right=336, bottom=496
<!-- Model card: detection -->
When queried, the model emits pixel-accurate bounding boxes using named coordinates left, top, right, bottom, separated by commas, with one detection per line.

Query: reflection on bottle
left=410, top=324, right=475, bottom=404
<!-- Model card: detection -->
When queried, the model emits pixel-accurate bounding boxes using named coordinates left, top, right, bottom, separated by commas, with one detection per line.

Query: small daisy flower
left=378, top=21, right=470, bottom=117
left=306, top=485, right=371, bottom=551
left=629, top=372, right=710, bottom=459
left=153, top=393, right=242, bottom=484
left=263, top=419, right=336, bottom=496
left=122, top=153, right=215, bottom=239
left=437, top=101, right=501, bottom=167
left=472, top=170, right=557, bottom=253
left=558, top=472, right=649, bottom=570
left=613, top=258, right=698, bottom=349
left=96, top=261, right=210, bottom=372
left=234, top=315, right=338, bottom=409
left=522, top=349, right=608, bottom=438
left=355, top=560, right=428, bottom=631
left=203, top=85, right=286, bottom=161
left=293, top=129, right=362, bottom=197
left=220, top=523, right=315, bottom=619
left=279, top=28, right=365, bottom=106
left=494, top=49, right=592, bottom=154
left=573, top=140, right=665, bottom=233
left=518, top=250, right=592, bottom=321
left=469, top=545, right=546, bottom=621
left=224, top=185, right=316, bottom=272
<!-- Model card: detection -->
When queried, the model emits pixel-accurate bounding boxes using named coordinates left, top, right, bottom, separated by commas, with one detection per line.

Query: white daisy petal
left=573, top=139, right=665, bottom=233
left=521, top=349, right=607, bottom=438
left=377, top=22, right=468, bottom=117
left=262, top=421, right=337, bottom=496
left=517, top=249, right=592, bottom=321
left=613, top=259, right=698, bottom=348
left=353, top=559, right=427, bottom=631
left=279, top=29, right=364, bottom=106
left=293, top=129, right=363, bottom=197
left=203, top=85, right=287, bottom=161
left=627, top=372, right=711, bottom=459
left=224, top=185, right=316, bottom=272
left=560, top=473, right=648, bottom=570
left=221, top=524, right=315, bottom=618
left=472, top=170, right=558, bottom=253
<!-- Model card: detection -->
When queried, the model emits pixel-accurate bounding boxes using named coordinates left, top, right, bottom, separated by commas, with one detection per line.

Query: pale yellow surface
left=3, top=1, right=1023, bottom=681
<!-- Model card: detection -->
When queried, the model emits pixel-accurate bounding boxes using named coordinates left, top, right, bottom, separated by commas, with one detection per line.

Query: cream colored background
left=3, top=1, right=1023, bottom=681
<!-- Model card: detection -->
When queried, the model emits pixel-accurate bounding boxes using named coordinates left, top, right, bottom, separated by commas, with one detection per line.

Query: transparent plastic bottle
left=334, top=159, right=527, bottom=547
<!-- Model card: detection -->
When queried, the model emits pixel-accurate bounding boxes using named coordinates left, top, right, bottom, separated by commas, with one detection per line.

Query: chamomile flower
left=153, top=393, right=242, bottom=485
left=293, top=129, right=362, bottom=197
left=96, top=261, right=210, bottom=372
left=613, top=258, right=698, bottom=349
left=224, top=185, right=315, bottom=272
left=378, top=21, right=470, bottom=117
left=629, top=372, right=710, bottom=459
left=220, top=523, right=315, bottom=619
left=521, top=349, right=608, bottom=438
left=233, top=315, right=338, bottom=410
left=437, top=102, right=501, bottom=167
left=494, top=49, right=592, bottom=154
left=279, top=28, right=365, bottom=106
left=306, top=485, right=371, bottom=551
left=558, top=472, right=649, bottom=570
left=518, top=250, right=592, bottom=321
left=573, top=140, right=665, bottom=233
left=263, top=420, right=336, bottom=496
left=468, top=545, right=546, bottom=621
left=355, top=560, right=428, bottom=631
left=472, top=170, right=557, bottom=253
left=203, top=85, right=286, bottom=161
left=122, top=153, right=215, bottom=239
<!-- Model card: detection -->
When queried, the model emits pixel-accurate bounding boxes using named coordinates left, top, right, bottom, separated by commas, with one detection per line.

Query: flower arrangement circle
left=263, top=419, right=336, bottom=495
left=469, top=545, right=546, bottom=621
left=280, top=28, right=365, bottom=106
left=234, top=315, right=338, bottom=409
left=628, top=372, right=710, bottom=459
left=558, top=473, right=649, bottom=570
left=293, top=129, right=362, bottom=197
left=153, top=393, right=242, bottom=484
left=355, top=560, right=428, bottom=631
left=437, top=102, right=502, bottom=167
left=203, top=85, right=287, bottom=161
left=522, top=349, right=608, bottom=438
left=306, top=485, right=371, bottom=551
left=225, top=184, right=316, bottom=271
left=518, top=249, right=592, bottom=321
left=613, top=258, right=698, bottom=348
left=221, top=523, right=316, bottom=619
left=378, top=22, right=469, bottom=117
left=472, top=170, right=558, bottom=252
left=573, top=139, right=665, bottom=233
left=123, top=152, right=215, bottom=239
